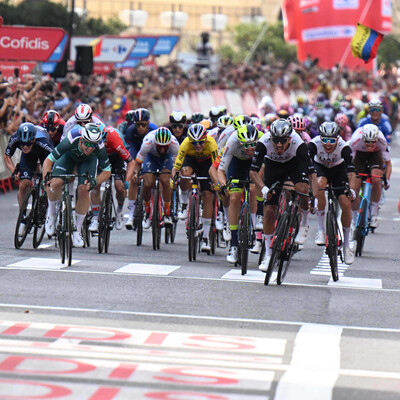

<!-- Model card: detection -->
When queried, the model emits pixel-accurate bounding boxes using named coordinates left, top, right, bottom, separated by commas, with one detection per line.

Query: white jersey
left=136, top=130, right=179, bottom=163
left=208, top=126, right=220, bottom=142
left=217, top=125, right=235, bottom=150
left=350, top=127, right=390, bottom=162
left=260, top=131, right=304, bottom=163
left=311, top=136, right=349, bottom=168
left=62, top=114, right=105, bottom=140
left=219, top=133, right=254, bottom=172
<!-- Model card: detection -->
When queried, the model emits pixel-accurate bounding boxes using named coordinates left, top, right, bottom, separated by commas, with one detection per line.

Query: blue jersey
left=125, top=122, right=158, bottom=147
left=358, top=115, right=392, bottom=143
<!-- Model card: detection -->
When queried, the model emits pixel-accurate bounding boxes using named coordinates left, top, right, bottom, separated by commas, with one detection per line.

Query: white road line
left=222, top=269, right=265, bottom=282
left=114, top=263, right=181, bottom=275
left=7, top=257, right=80, bottom=269
left=274, top=324, right=342, bottom=400
left=328, top=276, right=382, bottom=289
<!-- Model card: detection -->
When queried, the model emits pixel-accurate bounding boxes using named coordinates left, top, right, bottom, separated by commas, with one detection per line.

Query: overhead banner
left=0, top=61, right=36, bottom=79
left=152, top=36, right=179, bottom=55
left=0, top=26, right=67, bottom=62
left=126, top=36, right=158, bottom=59
left=282, top=0, right=392, bottom=69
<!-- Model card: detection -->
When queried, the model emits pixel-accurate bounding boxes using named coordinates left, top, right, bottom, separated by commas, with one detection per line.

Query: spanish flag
left=89, top=36, right=103, bottom=58
left=351, top=23, right=383, bottom=63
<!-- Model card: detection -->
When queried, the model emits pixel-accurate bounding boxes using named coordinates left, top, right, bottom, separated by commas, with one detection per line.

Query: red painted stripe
left=89, top=387, right=120, bottom=400
left=108, top=363, right=138, bottom=379
left=1, top=323, right=30, bottom=335
left=144, top=332, right=168, bottom=345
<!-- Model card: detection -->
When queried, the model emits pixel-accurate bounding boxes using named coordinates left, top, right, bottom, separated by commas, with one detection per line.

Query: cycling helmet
left=233, top=115, right=251, bottom=130
left=133, top=108, right=150, bottom=122
left=218, top=105, right=227, bottom=115
left=277, top=109, right=289, bottom=119
left=187, top=123, right=207, bottom=142
left=75, top=104, right=93, bottom=121
left=155, top=127, right=172, bottom=145
left=269, top=119, right=292, bottom=137
left=264, top=113, right=278, bottom=126
left=332, top=100, right=341, bottom=110
left=41, top=110, right=61, bottom=128
left=191, top=112, right=204, bottom=123
left=96, top=122, right=108, bottom=139
left=217, top=115, right=233, bottom=129
left=236, top=124, right=258, bottom=143
left=17, top=122, right=36, bottom=143
left=81, top=123, right=102, bottom=144
left=362, top=124, right=379, bottom=142
left=250, top=116, right=262, bottom=126
left=200, top=119, right=212, bottom=130
left=318, top=121, right=340, bottom=138
left=334, top=113, right=349, bottom=128
left=125, top=110, right=135, bottom=122
left=169, top=111, right=186, bottom=125
left=288, top=115, right=305, bottom=131
left=209, top=106, right=224, bottom=121
left=368, top=98, right=383, bottom=110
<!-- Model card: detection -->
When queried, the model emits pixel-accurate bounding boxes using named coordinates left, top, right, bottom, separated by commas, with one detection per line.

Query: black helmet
left=269, top=119, right=292, bottom=137
left=209, top=106, right=224, bottom=121
left=318, top=121, right=340, bottom=138
left=17, top=122, right=36, bottom=143
left=133, top=108, right=150, bottom=122
left=191, top=112, right=204, bottom=123
left=125, top=110, right=135, bottom=122
left=169, top=111, right=187, bottom=124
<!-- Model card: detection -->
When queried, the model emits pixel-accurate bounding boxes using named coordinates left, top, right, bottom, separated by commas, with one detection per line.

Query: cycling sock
left=263, top=234, right=273, bottom=256
left=75, top=213, right=85, bottom=232
left=370, top=201, right=379, bottom=216
left=317, top=210, right=325, bottom=232
left=251, top=213, right=256, bottom=228
left=301, top=209, right=309, bottom=226
left=48, top=200, right=60, bottom=217
left=230, top=225, right=239, bottom=246
left=343, top=226, right=351, bottom=247
left=203, top=218, right=211, bottom=237
left=68, top=181, right=74, bottom=196
left=223, top=206, right=229, bottom=224
left=92, top=205, right=100, bottom=217
left=128, top=200, right=135, bottom=218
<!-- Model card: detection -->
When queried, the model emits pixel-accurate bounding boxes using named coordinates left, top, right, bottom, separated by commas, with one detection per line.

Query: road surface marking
left=7, top=258, right=79, bottom=269
left=328, top=276, right=382, bottom=289
left=114, top=263, right=181, bottom=275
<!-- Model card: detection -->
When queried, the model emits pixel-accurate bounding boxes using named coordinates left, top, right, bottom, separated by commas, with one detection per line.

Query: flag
left=351, top=23, right=383, bottom=63
left=89, top=37, right=103, bottom=58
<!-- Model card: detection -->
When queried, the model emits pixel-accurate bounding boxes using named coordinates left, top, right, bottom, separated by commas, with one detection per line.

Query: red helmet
left=41, top=110, right=61, bottom=128
left=288, top=115, right=305, bottom=131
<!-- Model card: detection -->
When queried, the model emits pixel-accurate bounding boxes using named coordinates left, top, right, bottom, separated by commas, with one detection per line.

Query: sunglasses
left=47, top=126, right=57, bottom=132
left=136, top=122, right=148, bottom=128
left=191, top=139, right=206, bottom=146
left=272, top=137, right=289, bottom=145
left=321, top=137, right=337, bottom=144
left=82, top=140, right=97, bottom=148
left=172, top=124, right=184, bottom=129
left=78, top=120, right=90, bottom=126
left=242, top=142, right=257, bottom=149
left=21, top=141, right=33, bottom=147
left=364, top=139, right=377, bottom=144
left=369, top=108, right=382, bottom=112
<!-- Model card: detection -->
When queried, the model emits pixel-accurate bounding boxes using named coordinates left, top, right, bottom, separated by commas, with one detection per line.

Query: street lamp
left=119, top=9, right=148, bottom=33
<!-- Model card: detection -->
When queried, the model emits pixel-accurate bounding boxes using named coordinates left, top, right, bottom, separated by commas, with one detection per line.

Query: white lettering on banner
left=333, top=0, right=359, bottom=9
left=302, top=25, right=355, bottom=41
left=382, top=0, right=392, bottom=17
left=300, top=0, right=319, bottom=7
left=0, top=36, right=49, bottom=50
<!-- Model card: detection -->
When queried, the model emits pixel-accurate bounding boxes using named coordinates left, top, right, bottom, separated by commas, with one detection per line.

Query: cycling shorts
left=141, top=153, right=174, bottom=173
left=182, top=156, right=212, bottom=192
left=52, top=153, right=98, bottom=185
left=353, top=151, right=383, bottom=173
left=314, top=162, right=348, bottom=197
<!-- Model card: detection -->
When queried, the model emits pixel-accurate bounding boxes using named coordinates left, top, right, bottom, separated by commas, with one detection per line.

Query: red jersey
left=105, top=126, right=132, bottom=162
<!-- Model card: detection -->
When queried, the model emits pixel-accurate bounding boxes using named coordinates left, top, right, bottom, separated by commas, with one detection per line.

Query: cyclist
left=88, top=123, right=135, bottom=232
left=334, top=113, right=352, bottom=141
left=358, top=99, right=392, bottom=144
left=39, top=110, right=65, bottom=146
left=124, top=108, right=158, bottom=229
left=118, top=109, right=135, bottom=137
left=5, top=122, right=54, bottom=233
left=209, top=106, right=224, bottom=128
left=216, top=124, right=262, bottom=263
left=171, top=123, right=218, bottom=252
left=309, top=121, right=356, bottom=264
left=63, top=103, right=104, bottom=138
left=218, top=115, right=251, bottom=150
left=249, top=119, right=314, bottom=271
left=167, top=111, right=188, bottom=144
left=190, top=112, right=205, bottom=124
left=349, top=124, right=391, bottom=229
left=134, top=127, right=179, bottom=228
left=288, top=115, right=311, bottom=143
left=42, top=123, right=111, bottom=247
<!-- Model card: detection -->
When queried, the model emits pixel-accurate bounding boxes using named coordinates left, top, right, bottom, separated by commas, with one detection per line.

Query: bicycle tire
left=152, top=188, right=160, bottom=250
left=326, top=209, right=339, bottom=281
left=277, top=212, right=299, bottom=285
left=188, top=196, right=198, bottom=261
left=355, top=199, right=368, bottom=257
left=14, top=186, right=37, bottom=249
left=171, top=188, right=179, bottom=243
left=265, top=212, right=289, bottom=285
left=33, top=192, right=48, bottom=249
left=239, top=203, right=251, bottom=275
left=98, top=188, right=111, bottom=254
left=104, top=195, right=113, bottom=254
left=82, top=213, right=91, bottom=248
left=135, top=183, right=144, bottom=246
left=57, top=200, right=65, bottom=264
left=64, top=195, right=73, bottom=267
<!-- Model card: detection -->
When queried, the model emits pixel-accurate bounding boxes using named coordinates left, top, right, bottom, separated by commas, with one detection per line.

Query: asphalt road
left=0, top=140, right=400, bottom=399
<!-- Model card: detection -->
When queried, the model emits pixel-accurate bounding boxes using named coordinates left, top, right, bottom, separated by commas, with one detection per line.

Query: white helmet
left=362, top=124, right=379, bottom=142
left=81, top=123, right=102, bottom=144
left=75, top=104, right=93, bottom=121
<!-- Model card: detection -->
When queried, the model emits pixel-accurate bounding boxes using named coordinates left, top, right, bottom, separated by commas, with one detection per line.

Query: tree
left=377, top=34, right=400, bottom=66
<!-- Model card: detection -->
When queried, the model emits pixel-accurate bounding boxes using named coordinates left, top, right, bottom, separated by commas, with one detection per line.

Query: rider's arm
left=42, top=157, right=54, bottom=180
left=384, top=159, right=392, bottom=182
left=3, top=154, right=15, bottom=174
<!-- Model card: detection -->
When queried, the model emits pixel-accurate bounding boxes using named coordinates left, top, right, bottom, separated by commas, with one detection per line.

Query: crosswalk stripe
left=7, top=258, right=78, bottom=269
left=114, top=263, right=181, bottom=275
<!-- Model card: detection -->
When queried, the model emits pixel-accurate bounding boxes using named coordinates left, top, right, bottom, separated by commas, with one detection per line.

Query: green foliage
left=0, top=0, right=127, bottom=35
left=219, top=21, right=297, bottom=65
left=377, top=35, right=400, bottom=66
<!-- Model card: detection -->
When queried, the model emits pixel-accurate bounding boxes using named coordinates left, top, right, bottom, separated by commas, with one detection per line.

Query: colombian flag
left=89, top=37, right=103, bottom=58
left=351, top=23, right=383, bottom=63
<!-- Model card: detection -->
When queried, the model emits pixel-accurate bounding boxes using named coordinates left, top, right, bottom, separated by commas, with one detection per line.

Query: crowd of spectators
left=1, top=57, right=399, bottom=136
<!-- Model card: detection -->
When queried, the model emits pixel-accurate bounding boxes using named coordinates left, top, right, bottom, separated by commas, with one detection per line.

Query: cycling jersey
left=63, top=114, right=104, bottom=138
left=358, top=115, right=392, bottom=143
left=217, top=125, right=235, bottom=150
left=104, top=126, right=132, bottom=162
left=5, top=131, right=53, bottom=158
left=136, top=130, right=179, bottom=163
left=173, top=135, right=218, bottom=171
left=350, top=127, right=390, bottom=162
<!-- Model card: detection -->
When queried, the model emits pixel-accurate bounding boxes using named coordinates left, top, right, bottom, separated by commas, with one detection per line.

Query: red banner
left=0, top=61, right=36, bottom=79
left=92, top=63, right=114, bottom=75
left=283, top=0, right=392, bottom=70
left=0, top=26, right=66, bottom=61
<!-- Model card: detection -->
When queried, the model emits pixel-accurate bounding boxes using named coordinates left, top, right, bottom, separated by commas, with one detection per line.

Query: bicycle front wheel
left=355, top=199, right=368, bottom=257
left=188, top=197, right=198, bottom=261
left=152, top=188, right=161, bottom=250
left=326, top=209, right=339, bottom=281
left=239, top=203, right=251, bottom=275
left=33, top=192, right=48, bottom=249
left=135, top=184, right=144, bottom=246
left=98, top=189, right=111, bottom=254
left=14, top=186, right=37, bottom=249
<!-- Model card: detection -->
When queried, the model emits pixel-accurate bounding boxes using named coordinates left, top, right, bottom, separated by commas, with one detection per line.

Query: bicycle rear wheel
left=239, top=203, right=251, bottom=275
left=98, top=189, right=111, bottom=254
left=14, top=186, right=37, bottom=249
left=170, top=188, right=179, bottom=243
left=188, top=196, right=198, bottom=261
left=135, top=183, right=144, bottom=246
left=33, top=191, right=48, bottom=249
left=152, top=188, right=161, bottom=250
left=355, top=200, right=368, bottom=257
left=265, top=213, right=289, bottom=285
left=326, top=209, right=339, bottom=281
